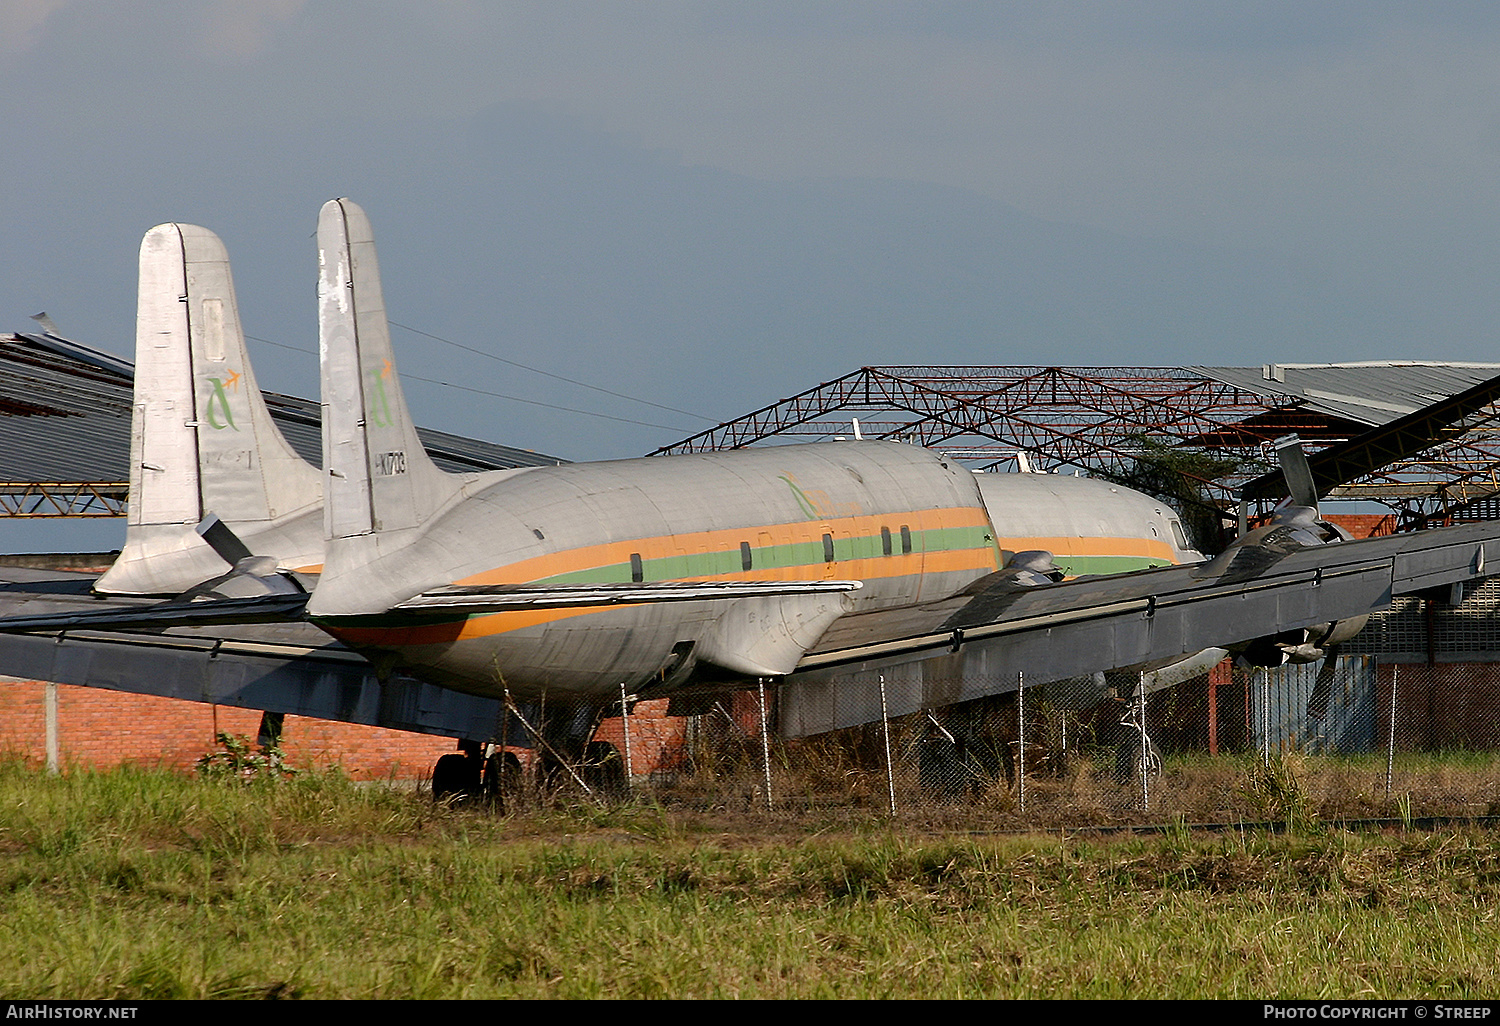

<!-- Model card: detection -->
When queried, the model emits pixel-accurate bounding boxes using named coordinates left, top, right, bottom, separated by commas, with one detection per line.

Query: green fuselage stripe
left=529, top=523, right=1001, bottom=585
left=1053, top=554, right=1173, bottom=576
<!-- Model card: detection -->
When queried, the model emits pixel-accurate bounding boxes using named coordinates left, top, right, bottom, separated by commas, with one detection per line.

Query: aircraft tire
left=483, top=751, right=523, bottom=811
left=432, top=752, right=480, bottom=803
left=1113, top=737, right=1163, bottom=787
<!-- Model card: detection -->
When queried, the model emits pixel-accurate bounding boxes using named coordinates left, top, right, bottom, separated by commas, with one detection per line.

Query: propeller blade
left=1275, top=434, right=1320, bottom=512
left=1306, top=645, right=1339, bottom=722
left=196, top=513, right=253, bottom=566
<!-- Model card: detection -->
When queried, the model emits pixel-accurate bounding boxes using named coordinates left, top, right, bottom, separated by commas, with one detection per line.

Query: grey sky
left=5, top=1, right=1500, bottom=499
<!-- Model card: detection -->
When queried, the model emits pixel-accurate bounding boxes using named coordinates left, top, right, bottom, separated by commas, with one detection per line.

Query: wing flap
left=392, top=579, right=863, bottom=614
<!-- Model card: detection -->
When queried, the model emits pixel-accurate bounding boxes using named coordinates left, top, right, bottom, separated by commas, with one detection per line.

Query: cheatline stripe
left=318, top=511, right=1180, bottom=648
left=453, top=505, right=1000, bottom=587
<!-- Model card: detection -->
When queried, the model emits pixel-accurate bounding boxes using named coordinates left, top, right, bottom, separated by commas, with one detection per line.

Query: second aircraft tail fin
left=315, top=198, right=471, bottom=564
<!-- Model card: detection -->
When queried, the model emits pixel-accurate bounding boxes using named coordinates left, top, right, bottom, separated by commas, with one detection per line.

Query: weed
left=1240, top=754, right=1318, bottom=831
left=195, top=732, right=297, bottom=782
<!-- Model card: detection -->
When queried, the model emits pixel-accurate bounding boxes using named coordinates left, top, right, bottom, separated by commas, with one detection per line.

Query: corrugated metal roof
left=1193, top=363, right=1500, bottom=428
left=0, top=332, right=566, bottom=490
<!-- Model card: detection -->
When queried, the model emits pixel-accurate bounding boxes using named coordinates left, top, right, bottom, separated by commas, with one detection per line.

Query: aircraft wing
left=0, top=566, right=513, bottom=741
left=0, top=573, right=863, bottom=629
left=0, top=592, right=309, bottom=631
left=0, top=568, right=865, bottom=741
left=780, top=520, right=1500, bottom=736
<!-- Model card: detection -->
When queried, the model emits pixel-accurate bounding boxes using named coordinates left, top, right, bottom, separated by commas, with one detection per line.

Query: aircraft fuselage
left=311, top=440, right=1192, bottom=701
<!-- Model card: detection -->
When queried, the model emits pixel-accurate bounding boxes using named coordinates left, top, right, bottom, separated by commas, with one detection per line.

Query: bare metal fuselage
left=312, top=440, right=1192, bottom=701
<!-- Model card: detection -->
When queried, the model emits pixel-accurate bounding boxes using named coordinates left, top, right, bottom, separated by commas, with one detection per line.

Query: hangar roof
left=1192, top=363, right=1500, bottom=428
left=655, top=363, right=1500, bottom=530
left=11, top=329, right=1500, bottom=533
left=0, top=331, right=565, bottom=517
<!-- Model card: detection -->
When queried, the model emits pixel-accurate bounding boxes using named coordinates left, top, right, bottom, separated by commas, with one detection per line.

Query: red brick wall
left=593, top=699, right=688, bottom=775
left=0, top=678, right=688, bottom=779
left=1325, top=513, right=1397, bottom=539
left=0, top=677, right=46, bottom=762
left=1374, top=663, right=1500, bottom=750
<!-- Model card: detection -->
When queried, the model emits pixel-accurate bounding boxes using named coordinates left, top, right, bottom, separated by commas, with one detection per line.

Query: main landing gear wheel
left=1113, top=706, right=1162, bottom=786
left=483, top=751, right=523, bottom=812
left=432, top=739, right=483, bottom=803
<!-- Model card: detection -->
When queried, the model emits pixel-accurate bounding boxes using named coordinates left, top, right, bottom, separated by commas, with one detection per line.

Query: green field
left=2, top=759, right=1499, bottom=999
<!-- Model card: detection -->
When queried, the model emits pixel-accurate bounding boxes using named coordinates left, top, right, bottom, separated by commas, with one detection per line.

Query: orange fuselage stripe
left=453, top=505, right=998, bottom=586
left=325, top=503, right=1179, bottom=648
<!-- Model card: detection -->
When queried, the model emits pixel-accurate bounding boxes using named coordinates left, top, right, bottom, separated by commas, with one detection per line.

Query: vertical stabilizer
left=317, top=198, right=463, bottom=550
left=96, top=224, right=323, bottom=595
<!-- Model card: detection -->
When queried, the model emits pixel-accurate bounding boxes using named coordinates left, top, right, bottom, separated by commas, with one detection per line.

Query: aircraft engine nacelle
left=1041, top=671, right=1110, bottom=710
left=1234, top=615, right=1368, bottom=667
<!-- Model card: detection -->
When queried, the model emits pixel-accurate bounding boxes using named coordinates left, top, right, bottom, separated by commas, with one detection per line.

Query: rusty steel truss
left=0, top=482, right=127, bottom=518
left=652, top=366, right=1500, bottom=529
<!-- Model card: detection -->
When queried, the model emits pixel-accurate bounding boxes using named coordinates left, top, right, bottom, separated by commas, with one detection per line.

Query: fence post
left=1385, top=663, right=1398, bottom=799
left=1260, top=669, right=1272, bottom=767
left=1138, top=670, right=1149, bottom=812
left=879, top=674, right=896, bottom=816
left=44, top=682, right=59, bottom=775
left=1017, top=670, right=1026, bottom=813
left=619, top=682, right=634, bottom=794
left=757, top=677, right=774, bottom=811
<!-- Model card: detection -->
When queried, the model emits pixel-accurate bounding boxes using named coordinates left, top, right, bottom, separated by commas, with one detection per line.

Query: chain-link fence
left=482, top=656, right=1500, bottom=826
left=421, top=584, right=1500, bottom=823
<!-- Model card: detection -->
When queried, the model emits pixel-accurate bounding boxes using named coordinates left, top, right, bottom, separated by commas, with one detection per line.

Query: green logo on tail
left=204, top=369, right=241, bottom=431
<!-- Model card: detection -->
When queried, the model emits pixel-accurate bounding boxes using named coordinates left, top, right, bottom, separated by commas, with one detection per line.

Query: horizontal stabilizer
left=0, top=593, right=310, bottom=633
left=393, top=580, right=864, bottom=614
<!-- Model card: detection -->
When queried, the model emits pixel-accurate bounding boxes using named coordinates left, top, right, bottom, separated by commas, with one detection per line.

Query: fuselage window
left=900, top=525, right=913, bottom=555
left=881, top=526, right=893, bottom=556
left=630, top=552, right=644, bottom=583
left=822, top=533, right=835, bottom=563
left=740, top=541, right=753, bottom=571
left=1169, top=519, right=1189, bottom=550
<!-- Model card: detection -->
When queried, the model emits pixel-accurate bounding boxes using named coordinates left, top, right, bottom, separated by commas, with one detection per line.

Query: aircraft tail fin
left=96, top=224, right=323, bottom=596
left=316, top=198, right=467, bottom=553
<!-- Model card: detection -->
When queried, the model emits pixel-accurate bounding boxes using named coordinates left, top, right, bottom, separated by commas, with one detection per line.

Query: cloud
left=192, top=0, right=306, bottom=63
left=0, top=0, right=72, bottom=56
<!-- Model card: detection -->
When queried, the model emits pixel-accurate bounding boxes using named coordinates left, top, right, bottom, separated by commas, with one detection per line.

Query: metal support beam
left=0, top=482, right=127, bottom=517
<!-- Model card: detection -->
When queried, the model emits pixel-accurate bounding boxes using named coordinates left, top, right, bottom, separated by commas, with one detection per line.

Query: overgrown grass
left=4, top=760, right=1500, bottom=998
left=722, top=743, right=1500, bottom=826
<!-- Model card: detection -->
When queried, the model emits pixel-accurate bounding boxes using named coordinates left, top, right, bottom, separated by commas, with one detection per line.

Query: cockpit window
left=1169, top=519, right=1189, bottom=550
